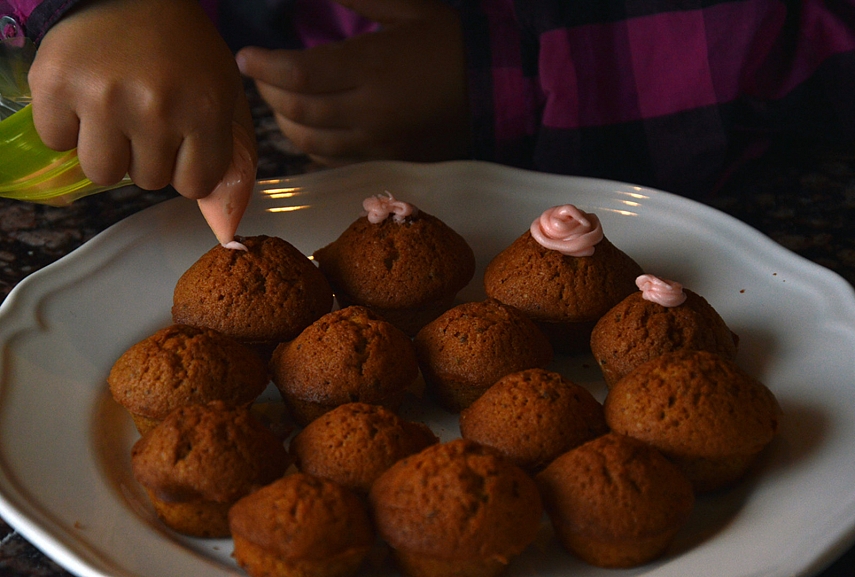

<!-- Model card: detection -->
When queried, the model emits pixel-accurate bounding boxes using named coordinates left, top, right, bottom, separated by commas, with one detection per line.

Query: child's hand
left=28, top=0, right=255, bottom=201
left=235, top=0, right=470, bottom=166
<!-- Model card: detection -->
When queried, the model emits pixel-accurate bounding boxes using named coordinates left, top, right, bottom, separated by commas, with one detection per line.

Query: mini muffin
left=290, top=402, right=439, bottom=494
left=484, top=205, right=643, bottom=353
left=413, top=299, right=553, bottom=412
left=459, top=368, right=608, bottom=471
left=590, top=274, right=739, bottom=387
left=270, top=306, right=419, bottom=426
left=313, top=193, right=476, bottom=335
left=172, top=235, right=333, bottom=355
left=229, top=473, right=375, bottom=577
left=536, top=432, right=695, bottom=568
left=604, top=349, right=782, bottom=492
left=108, top=324, right=269, bottom=434
left=369, top=439, right=543, bottom=577
left=130, top=401, right=291, bottom=538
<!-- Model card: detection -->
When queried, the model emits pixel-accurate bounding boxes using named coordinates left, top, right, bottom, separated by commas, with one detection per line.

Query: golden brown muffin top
left=108, top=324, right=269, bottom=419
left=313, top=211, right=475, bottom=309
left=270, top=306, right=419, bottom=406
left=536, top=432, right=694, bottom=541
left=130, top=401, right=291, bottom=504
left=459, top=368, right=608, bottom=471
left=483, top=232, right=643, bottom=322
left=369, top=439, right=543, bottom=561
left=413, top=299, right=553, bottom=389
left=172, top=235, right=333, bottom=343
left=290, top=402, right=438, bottom=494
left=590, top=289, right=738, bottom=386
left=228, top=473, right=374, bottom=560
left=604, top=350, right=781, bottom=459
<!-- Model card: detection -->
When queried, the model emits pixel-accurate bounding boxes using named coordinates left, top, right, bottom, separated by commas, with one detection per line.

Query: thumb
left=333, top=0, right=435, bottom=24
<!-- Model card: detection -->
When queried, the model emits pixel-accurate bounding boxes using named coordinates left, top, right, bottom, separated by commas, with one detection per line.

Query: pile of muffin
left=107, top=193, right=781, bottom=577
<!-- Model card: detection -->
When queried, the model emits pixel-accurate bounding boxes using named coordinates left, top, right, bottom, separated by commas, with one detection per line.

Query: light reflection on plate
left=1, top=160, right=854, bottom=577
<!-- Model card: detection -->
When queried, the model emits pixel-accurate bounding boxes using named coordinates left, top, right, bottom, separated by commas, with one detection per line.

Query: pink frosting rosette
left=530, top=205, right=604, bottom=256
left=636, top=274, right=687, bottom=307
left=362, top=192, right=418, bottom=224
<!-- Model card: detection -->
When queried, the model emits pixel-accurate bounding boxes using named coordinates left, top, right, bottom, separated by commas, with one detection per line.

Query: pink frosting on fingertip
left=362, top=192, right=418, bottom=224
left=636, top=274, right=687, bottom=307
left=530, top=205, right=604, bottom=256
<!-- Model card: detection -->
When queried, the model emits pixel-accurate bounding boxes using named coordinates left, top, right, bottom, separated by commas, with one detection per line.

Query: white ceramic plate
left=1, top=160, right=854, bottom=577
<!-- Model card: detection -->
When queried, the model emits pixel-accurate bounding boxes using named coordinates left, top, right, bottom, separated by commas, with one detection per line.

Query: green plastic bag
left=0, top=37, right=130, bottom=205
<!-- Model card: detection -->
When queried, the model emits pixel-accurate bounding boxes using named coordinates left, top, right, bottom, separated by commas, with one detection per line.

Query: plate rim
left=1, top=159, right=854, bottom=577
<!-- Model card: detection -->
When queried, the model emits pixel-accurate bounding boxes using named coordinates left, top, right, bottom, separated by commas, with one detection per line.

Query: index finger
left=236, top=45, right=360, bottom=95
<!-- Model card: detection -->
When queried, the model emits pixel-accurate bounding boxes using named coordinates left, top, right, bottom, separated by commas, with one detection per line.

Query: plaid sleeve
left=461, top=0, right=855, bottom=198
left=19, top=0, right=84, bottom=43
left=20, top=0, right=220, bottom=44
left=454, top=0, right=536, bottom=170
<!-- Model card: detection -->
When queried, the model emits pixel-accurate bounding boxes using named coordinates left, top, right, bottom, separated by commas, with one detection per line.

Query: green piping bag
left=0, top=104, right=132, bottom=205
left=0, top=36, right=130, bottom=205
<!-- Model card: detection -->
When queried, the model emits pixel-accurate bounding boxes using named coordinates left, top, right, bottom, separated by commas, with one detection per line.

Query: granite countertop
left=0, top=87, right=854, bottom=576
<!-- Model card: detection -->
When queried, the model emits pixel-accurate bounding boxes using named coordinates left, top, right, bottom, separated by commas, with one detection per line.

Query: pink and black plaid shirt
left=455, top=0, right=855, bottom=197
left=9, top=0, right=855, bottom=198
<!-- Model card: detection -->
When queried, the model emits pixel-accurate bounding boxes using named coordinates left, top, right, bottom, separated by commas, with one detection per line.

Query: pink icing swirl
left=636, top=274, right=687, bottom=307
left=530, top=205, right=604, bottom=256
left=362, top=192, right=418, bottom=224
left=222, top=240, right=248, bottom=251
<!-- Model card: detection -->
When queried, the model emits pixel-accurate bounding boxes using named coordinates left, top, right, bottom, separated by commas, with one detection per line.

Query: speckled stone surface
left=1, top=87, right=854, bottom=576
left=709, top=142, right=855, bottom=289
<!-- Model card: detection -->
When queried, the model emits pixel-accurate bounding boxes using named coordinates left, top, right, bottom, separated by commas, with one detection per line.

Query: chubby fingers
left=72, top=118, right=131, bottom=186
left=255, top=76, right=362, bottom=130
left=28, top=85, right=81, bottom=153
left=84, top=116, right=235, bottom=198
left=169, top=119, right=235, bottom=199
left=31, top=92, right=235, bottom=198
left=236, top=45, right=359, bottom=95
left=238, top=45, right=366, bottom=132
left=36, top=99, right=242, bottom=202
left=74, top=115, right=189, bottom=192
left=272, top=111, right=365, bottom=161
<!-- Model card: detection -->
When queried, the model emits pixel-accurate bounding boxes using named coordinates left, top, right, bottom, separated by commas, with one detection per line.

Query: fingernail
left=235, top=52, right=248, bottom=75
